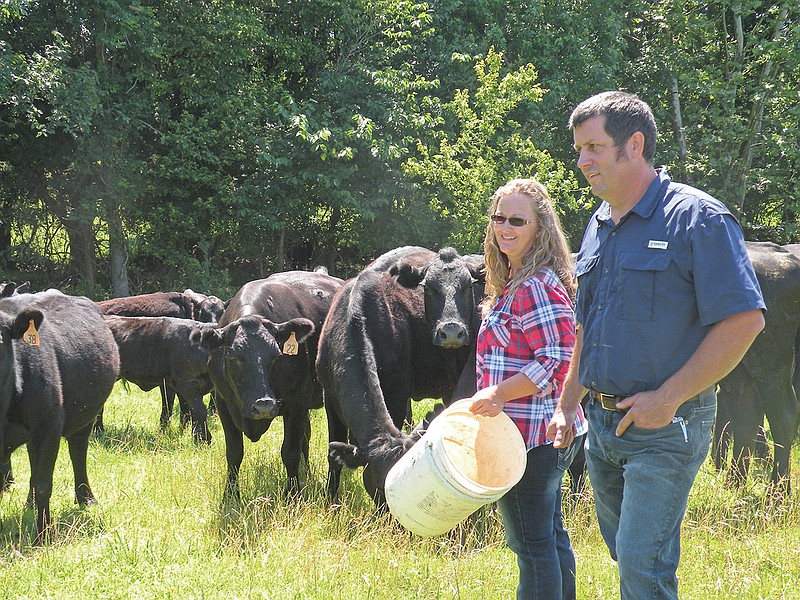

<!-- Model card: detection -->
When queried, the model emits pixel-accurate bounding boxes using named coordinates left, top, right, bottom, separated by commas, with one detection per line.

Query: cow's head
left=192, top=315, right=314, bottom=420
left=196, top=296, right=226, bottom=323
left=390, top=247, right=485, bottom=348
left=184, top=289, right=227, bottom=323
left=329, top=432, right=416, bottom=506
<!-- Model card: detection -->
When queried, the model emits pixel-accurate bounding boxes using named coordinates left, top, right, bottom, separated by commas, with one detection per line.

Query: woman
left=467, top=178, right=587, bottom=600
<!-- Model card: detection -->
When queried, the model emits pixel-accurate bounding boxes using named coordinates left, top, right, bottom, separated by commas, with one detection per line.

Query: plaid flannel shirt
left=476, top=268, right=587, bottom=450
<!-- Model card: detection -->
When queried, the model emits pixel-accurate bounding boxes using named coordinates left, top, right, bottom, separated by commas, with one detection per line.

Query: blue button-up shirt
left=574, top=170, right=765, bottom=396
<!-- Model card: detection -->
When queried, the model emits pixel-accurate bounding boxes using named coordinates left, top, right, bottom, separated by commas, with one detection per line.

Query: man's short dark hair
left=569, top=91, right=658, bottom=163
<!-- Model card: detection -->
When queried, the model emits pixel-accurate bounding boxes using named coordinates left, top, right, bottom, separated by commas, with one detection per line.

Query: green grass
left=0, top=384, right=798, bottom=599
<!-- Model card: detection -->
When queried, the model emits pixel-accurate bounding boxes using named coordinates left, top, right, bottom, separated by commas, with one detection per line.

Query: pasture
left=0, top=384, right=798, bottom=599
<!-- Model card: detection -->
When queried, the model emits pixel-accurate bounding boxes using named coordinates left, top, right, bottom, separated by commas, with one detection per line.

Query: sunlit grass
left=0, top=384, right=797, bottom=598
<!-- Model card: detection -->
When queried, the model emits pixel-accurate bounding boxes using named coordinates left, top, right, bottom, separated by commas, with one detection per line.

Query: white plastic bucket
left=385, top=399, right=527, bottom=536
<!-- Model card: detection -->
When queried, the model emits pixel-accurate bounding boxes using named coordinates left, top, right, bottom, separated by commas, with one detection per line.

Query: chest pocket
left=574, top=255, right=599, bottom=320
left=617, top=251, right=672, bottom=321
left=481, top=312, right=513, bottom=349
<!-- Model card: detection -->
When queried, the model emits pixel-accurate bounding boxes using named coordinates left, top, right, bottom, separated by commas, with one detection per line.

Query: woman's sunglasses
left=490, top=214, right=533, bottom=227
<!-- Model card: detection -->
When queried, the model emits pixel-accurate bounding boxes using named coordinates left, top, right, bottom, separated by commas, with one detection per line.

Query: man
left=546, top=91, right=765, bottom=599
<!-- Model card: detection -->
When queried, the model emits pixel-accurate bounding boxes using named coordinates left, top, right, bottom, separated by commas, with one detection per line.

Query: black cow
left=96, top=291, right=204, bottom=430
left=0, top=290, right=120, bottom=540
left=103, top=316, right=217, bottom=443
left=713, top=242, right=800, bottom=489
left=183, top=289, right=226, bottom=323
left=316, top=246, right=484, bottom=506
left=97, top=291, right=194, bottom=319
left=192, top=270, right=343, bottom=498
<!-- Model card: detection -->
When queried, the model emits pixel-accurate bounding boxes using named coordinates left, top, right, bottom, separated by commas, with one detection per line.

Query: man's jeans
left=498, top=437, right=584, bottom=600
left=585, top=388, right=716, bottom=600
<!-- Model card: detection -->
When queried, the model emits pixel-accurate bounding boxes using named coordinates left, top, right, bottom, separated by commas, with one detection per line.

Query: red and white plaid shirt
left=476, top=268, right=587, bottom=450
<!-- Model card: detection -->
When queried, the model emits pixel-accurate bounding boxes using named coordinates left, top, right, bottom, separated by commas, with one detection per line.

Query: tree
left=404, top=48, right=590, bottom=253
left=629, top=0, right=800, bottom=239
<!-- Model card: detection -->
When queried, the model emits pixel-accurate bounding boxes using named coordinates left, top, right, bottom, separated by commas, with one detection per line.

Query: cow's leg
left=380, top=376, right=412, bottom=431
left=760, top=374, right=800, bottom=493
left=216, top=399, right=244, bottom=501
left=567, top=438, right=588, bottom=497
left=712, top=387, right=732, bottom=471
left=66, top=422, right=97, bottom=506
left=93, top=407, right=106, bottom=434
left=0, top=460, right=12, bottom=493
left=189, top=395, right=211, bottom=444
left=721, top=379, right=762, bottom=487
left=281, top=407, right=310, bottom=495
left=159, top=379, right=175, bottom=429
left=177, top=393, right=193, bottom=429
left=325, top=397, right=348, bottom=501
left=177, top=387, right=211, bottom=444
left=1, top=421, right=31, bottom=493
left=27, top=416, right=63, bottom=541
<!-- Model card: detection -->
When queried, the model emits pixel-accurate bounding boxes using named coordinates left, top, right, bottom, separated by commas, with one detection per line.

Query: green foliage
left=0, top=0, right=798, bottom=291
left=404, top=48, right=591, bottom=253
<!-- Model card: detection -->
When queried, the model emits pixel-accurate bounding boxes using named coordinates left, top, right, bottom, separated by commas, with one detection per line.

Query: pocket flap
left=619, top=251, right=672, bottom=271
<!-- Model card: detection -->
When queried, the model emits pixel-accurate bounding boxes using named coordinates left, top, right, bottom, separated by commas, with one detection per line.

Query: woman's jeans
left=585, top=388, right=716, bottom=600
left=498, top=437, right=583, bottom=600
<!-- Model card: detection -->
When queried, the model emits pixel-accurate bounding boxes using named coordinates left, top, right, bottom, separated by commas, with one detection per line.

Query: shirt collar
left=594, top=168, right=671, bottom=226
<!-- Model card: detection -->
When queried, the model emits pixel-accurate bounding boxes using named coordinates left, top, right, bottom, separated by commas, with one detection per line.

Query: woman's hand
left=467, top=385, right=507, bottom=417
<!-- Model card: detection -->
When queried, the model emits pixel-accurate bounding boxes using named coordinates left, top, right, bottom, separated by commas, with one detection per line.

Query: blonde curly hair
left=481, top=178, right=575, bottom=315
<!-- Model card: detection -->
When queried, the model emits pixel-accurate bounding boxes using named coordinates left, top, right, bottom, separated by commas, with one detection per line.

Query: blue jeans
left=585, top=388, right=716, bottom=600
left=498, top=437, right=583, bottom=600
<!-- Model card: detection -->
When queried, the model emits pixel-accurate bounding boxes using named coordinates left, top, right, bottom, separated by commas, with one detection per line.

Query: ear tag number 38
left=24, top=319, right=40, bottom=346
left=282, top=331, right=298, bottom=356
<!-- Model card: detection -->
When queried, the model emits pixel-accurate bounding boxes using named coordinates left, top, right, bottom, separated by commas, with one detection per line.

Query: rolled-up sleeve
left=517, top=281, right=576, bottom=395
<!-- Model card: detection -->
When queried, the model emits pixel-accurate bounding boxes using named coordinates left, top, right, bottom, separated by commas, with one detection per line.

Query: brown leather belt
left=589, top=390, right=629, bottom=411
left=589, top=385, right=717, bottom=412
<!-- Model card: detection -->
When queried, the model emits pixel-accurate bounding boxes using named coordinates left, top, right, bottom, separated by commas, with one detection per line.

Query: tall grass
left=0, top=384, right=797, bottom=599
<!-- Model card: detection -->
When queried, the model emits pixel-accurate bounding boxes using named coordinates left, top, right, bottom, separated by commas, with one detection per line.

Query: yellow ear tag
left=24, top=319, right=40, bottom=346
left=282, top=331, right=298, bottom=356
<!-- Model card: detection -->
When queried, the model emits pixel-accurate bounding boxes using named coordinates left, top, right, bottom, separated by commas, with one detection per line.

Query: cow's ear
left=329, top=442, right=369, bottom=468
left=10, top=310, right=44, bottom=339
left=272, top=318, right=315, bottom=349
left=390, top=261, right=427, bottom=289
left=190, top=326, right=224, bottom=350
left=465, top=255, right=486, bottom=282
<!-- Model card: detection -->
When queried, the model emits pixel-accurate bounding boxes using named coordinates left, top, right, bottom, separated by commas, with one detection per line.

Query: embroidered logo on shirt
left=648, top=240, right=669, bottom=249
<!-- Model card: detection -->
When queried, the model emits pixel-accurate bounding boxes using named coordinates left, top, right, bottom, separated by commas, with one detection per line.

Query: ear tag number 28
left=24, top=319, right=40, bottom=346
left=282, top=331, right=298, bottom=356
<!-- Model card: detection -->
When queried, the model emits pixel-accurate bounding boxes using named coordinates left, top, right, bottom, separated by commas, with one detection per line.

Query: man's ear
left=629, top=131, right=646, bottom=160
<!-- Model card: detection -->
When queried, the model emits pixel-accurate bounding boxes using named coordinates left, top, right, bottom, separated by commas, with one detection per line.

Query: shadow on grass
left=0, top=501, right=106, bottom=553
left=91, top=421, right=198, bottom=454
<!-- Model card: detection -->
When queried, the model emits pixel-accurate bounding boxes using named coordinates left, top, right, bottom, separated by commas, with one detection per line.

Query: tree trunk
left=66, top=218, right=96, bottom=290
left=669, top=76, right=689, bottom=184
left=109, top=207, right=129, bottom=296
left=275, top=222, right=286, bottom=272
left=734, top=3, right=789, bottom=217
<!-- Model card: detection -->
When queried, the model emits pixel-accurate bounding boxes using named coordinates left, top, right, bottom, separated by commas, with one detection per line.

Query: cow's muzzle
left=433, top=321, right=469, bottom=348
left=247, top=398, right=281, bottom=420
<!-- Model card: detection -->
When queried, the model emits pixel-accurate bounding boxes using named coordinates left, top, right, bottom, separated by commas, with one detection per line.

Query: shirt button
left=604, top=268, right=609, bottom=274
left=611, top=232, right=616, bottom=237
left=598, top=305, right=604, bottom=311
left=592, top=341, right=597, bottom=347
